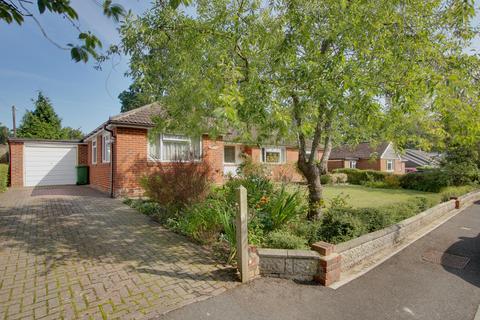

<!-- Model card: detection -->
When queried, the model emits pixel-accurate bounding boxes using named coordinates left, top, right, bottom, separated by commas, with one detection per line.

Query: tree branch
left=18, top=1, right=69, bottom=50
left=292, top=93, right=307, bottom=162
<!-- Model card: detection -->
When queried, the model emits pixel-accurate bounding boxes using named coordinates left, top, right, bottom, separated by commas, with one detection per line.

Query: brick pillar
left=77, top=144, right=88, bottom=165
left=311, top=241, right=342, bottom=286
left=8, top=141, right=24, bottom=187
left=450, top=197, right=461, bottom=209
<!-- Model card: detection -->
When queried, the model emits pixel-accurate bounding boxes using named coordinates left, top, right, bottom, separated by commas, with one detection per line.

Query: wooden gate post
left=236, top=185, right=249, bottom=282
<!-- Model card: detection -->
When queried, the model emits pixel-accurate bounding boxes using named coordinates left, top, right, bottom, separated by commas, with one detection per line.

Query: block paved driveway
left=0, top=186, right=237, bottom=319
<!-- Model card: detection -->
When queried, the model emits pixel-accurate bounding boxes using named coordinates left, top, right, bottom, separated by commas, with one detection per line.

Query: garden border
left=250, top=189, right=480, bottom=286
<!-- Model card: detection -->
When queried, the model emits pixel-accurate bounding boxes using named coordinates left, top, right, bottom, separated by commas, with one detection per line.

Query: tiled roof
left=84, top=103, right=321, bottom=149
left=109, top=103, right=164, bottom=127
left=329, top=142, right=390, bottom=160
left=83, top=104, right=164, bottom=140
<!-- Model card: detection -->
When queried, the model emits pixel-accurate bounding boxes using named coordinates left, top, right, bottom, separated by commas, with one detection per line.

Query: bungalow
left=327, top=142, right=406, bottom=174
left=9, top=104, right=322, bottom=197
left=9, top=105, right=407, bottom=196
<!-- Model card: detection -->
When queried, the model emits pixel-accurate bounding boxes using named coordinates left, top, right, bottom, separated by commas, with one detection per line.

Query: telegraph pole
left=11, top=105, right=16, bottom=137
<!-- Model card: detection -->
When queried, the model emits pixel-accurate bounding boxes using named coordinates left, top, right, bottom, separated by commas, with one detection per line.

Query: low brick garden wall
left=251, top=190, right=480, bottom=286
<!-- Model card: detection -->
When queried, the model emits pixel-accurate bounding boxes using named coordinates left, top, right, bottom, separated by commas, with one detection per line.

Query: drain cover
left=422, top=249, right=470, bottom=269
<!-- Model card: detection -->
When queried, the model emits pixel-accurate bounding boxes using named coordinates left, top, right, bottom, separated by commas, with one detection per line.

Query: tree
left=61, top=127, right=84, bottom=140
left=0, top=124, right=9, bottom=144
left=120, top=0, right=478, bottom=219
left=0, top=0, right=125, bottom=62
left=118, top=83, right=153, bottom=112
left=18, top=92, right=65, bottom=139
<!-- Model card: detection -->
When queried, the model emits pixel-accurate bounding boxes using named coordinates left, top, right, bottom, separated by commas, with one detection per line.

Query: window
left=148, top=133, right=201, bottom=161
left=261, top=147, right=285, bottom=164
left=224, top=146, right=236, bottom=164
left=92, top=140, right=97, bottom=164
left=386, top=159, right=395, bottom=171
left=102, top=134, right=111, bottom=163
left=349, top=160, right=357, bottom=169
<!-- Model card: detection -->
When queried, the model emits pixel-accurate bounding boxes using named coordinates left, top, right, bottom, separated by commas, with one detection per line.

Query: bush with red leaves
left=141, top=159, right=212, bottom=209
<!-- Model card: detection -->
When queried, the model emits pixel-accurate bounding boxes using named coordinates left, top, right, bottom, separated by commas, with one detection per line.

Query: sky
left=0, top=1, right=479, bottom=135
left=0, top=0, right=151, bottom=134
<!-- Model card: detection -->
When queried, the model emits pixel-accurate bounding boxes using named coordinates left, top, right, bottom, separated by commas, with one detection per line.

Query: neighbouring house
left=8, top=104, right=322, bottom=197
left=328, top=142, right=406, bottom=174
left=401, top=149, right=442, bottom=172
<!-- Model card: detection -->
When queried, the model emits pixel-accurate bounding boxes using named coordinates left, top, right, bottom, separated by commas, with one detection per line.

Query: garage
left=7, top=138, right=89, bottom=188
left=24, top=143, right=78, bottom=186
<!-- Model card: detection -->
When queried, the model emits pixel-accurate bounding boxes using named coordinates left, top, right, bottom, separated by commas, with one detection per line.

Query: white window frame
left=386, top=159, right=395, bottom=172
left=223, top=145, right=238, bottom=164
left=261, top=147, right=286, bottom=164
left=91, top=140, right=97, bottom=164
left=102, top=134, right=111, bottom=163
left=148, top=133, right=202, bottom=162
left=349, top=160, right=357, bottom=169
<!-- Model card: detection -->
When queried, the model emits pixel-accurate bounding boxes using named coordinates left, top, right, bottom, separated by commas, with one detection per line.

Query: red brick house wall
left=8, top=141, right=23, bottom=187
left=78, top=144, right=88, bottom=165
left=379, top=159, right=404, bottom=174
left=102, top=127, right=224, bottom=197
left=88, top=135, right=112, bottom=193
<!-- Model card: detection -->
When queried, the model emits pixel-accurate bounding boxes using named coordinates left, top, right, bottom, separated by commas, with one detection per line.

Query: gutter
left=103, top=124, right=116, bottom=198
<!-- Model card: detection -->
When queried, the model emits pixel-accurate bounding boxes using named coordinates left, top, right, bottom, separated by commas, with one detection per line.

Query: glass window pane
left=191, top=136, right=201, bottom=159
left=224, top=146, right=236, bottom=163
left=162, top=140, right=190, bottom=161
left=265, top=151, right=280, bottom=163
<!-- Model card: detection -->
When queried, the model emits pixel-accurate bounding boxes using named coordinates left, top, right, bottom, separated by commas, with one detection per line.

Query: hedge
left=333, top=168, right=389, bottom=185
left=0, top=164, right=8, bottom=193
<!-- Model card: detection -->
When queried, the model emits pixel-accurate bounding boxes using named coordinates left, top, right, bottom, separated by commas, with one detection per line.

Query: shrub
left=320, top=174, right=331, bottom=185
left=237, top=154, right=268, bottom=177
left=317, top=196, right=435, bottom=243
left=176, top=198, right=232, bottom=244
left=289, top=219, right=323, bottom=244
left=266, top=229, right=308, bottom=249
left=218, top=209, right=237, bottom=263
left=355, top=207, right=394, bottom=232
left=317, top=208, right=367, bottom=244
left=381, top=196, right=432, bottom=222
left=384, top=174, right=401, bottom=188
left=439, top=185, right=478, bottom=202
left=442, top=162, right=480, bottom=186
left=334, top=168, right=387, bottom=185
left=223, top=174, right=274, bottom=209
left=261, top=185, right=307, bottom=230
left=399, top=170, right=450, bottom=192
left=140, top=159, right=212, bottom=208
left=0, top=164, right=8, bottom=192
left=330, top=173, right=348, bottom=184
left=362, top=175, right=400, bottom=189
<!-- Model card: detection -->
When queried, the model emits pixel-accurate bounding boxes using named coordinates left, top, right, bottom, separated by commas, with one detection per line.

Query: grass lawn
left=289, top=184, right=442, bottom=208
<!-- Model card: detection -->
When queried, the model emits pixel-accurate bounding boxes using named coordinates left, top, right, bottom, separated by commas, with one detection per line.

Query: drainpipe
left=104, top=125, right=116, bottom=198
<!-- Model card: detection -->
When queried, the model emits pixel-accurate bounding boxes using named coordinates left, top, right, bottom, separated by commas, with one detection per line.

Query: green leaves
left=102, top=0, right=125, bottom=22
left=0, top=2, right=24, bottom=24
left=68, top=32, right=102, bottom=62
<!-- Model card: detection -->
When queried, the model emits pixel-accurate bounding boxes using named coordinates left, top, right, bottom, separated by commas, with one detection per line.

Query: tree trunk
left=297, top=158, right=323, bottom=220
left=305, top=167, right=323, bottom=220
left=292, top=93, right=324, bottom=220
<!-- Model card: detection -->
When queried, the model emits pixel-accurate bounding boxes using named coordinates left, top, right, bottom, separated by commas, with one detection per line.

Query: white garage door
left=24, top=143, right=78, bottom=186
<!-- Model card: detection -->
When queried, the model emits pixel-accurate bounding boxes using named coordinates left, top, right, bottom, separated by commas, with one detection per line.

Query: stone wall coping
left=459, top=190, right=480, bottom=202
left=257, top=248, right=321, bottom=259
left=336, top=198, right=457, bottom=253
